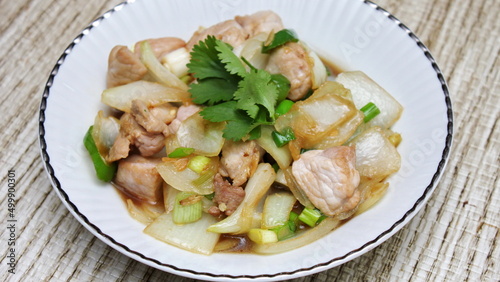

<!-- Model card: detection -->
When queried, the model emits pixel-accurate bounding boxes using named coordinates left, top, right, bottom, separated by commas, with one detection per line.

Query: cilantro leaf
left=187, top=36, right=234, bottom=81
left=215, top=40, right=247, bottom=77
left=189, top=78, right=238, bottom=105
left=199, top=101, right=239, bottom=122
left=234, top=69, right=278, bottom=119
left=187, top=36, right=291, bottom=141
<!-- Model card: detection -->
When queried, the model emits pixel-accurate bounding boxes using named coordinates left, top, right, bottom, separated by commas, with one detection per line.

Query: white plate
left=39, top=0, right=453, bottom=280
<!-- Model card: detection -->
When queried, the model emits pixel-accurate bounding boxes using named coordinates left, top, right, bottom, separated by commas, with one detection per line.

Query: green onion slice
left=298, top=207, right=323, bottom=227
left=360, top=102, right=381, bottom=123
left=172, top=191, right=203, bottom=224
left=275, top=99, right=294, bottom=117
left=168, top=147, right=195, bottom=158
left=270, top=73, right=291, bottom=102
left=187, top=156, right=211, bottom=173
left=272, top=127, right=296, bottom=147
left=262, top=29, right=299, bottom=53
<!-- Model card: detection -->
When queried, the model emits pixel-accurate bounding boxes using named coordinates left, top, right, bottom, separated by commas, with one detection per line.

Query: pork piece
left=235, top=10, right=284, bottom=37
left=292, top=146, right=361, bottom=217
left=186, top=20, right=249, bottom=50
left=107, top=113, right=165, bottom=162
left=106, top=45, right=148, bottom=88
left=168, top=104, right=201, bottom=134
left=134, top=37, right=186, bottom=59
left=114, top=155, right=163, bottom=204
left=219, top=140, right=263, bottom=186
left=131, top=100, right=177, bottom=136
left=265, top=42, right=312, bottom=101
left=208, top=173, right=245, bottom=217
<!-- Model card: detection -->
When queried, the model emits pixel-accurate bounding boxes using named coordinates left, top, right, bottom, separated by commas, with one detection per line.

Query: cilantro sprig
left=187, top=36, right=290, bottom=141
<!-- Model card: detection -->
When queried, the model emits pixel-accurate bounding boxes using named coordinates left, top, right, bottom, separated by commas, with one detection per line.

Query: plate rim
left=38, top=0, right=454, bottom=280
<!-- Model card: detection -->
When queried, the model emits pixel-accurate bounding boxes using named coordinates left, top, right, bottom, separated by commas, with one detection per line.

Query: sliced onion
left=167, top=113, right=225, bottom=157
left=140, top=41, right=189, bottom=91
left=144, top=212, right=220, bottom=255
left=101, top=80, right=190, bottom=112
left=335, top=71, right=403, bottom=129
left=156, top=157, right=218, bottom=195
left=234, top=32, right=270, bottom=70
left=91, top=110, right=120, bottom=157
left=256, top=125, right=292, bottom=169
left=252, top=217, right=340, bottom=254
left=300, top=41, right=328, bottom=90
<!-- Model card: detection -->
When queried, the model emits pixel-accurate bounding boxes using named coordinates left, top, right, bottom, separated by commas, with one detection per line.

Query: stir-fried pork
left=130, top=100, right=177, bottom=136
left=107, top=113, right=165, bottom=162
left=106, top=45, right=148, bottom=88
left=186, top=20, right=249, bottom=50
left=134, top=37, right=186, bottom=59
left=292, top=146, right=361, bottom=217
left=207, top=173, right=246, bottom=217
left=235, top=10, right=284, bottom=37
left=168, top=104, right=201, bottom=134
left=219, top=140, right=263, bottom=186
left=114, top=155, right=163, bottom=204
left=265, top=42, right=312, bottom=101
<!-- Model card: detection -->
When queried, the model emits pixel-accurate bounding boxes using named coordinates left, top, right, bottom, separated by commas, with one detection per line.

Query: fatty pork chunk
left=265, top=42, right=312, bottom=101
left=292, top=146, right=361, bottom=217
left=114, top=155, right=163, bottom=204
left=219, top=140, right=264, bottom=186
left=106, top=37, right=186, bottom=88
left=207, top=173, right=245, bottom=217
left=235, top=10, right=284, bottom=37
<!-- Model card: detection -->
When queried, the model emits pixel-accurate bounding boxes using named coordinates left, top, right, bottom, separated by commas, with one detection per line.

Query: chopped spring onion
left=298, top=207, right=323, bottom=227
left=275, top=99, right=294, bottom=117
left=272, top=127, right=296, bottom=147
left=271, top=220, right=296, bottom=241
left=262, top=29, right=299, bottom=53
left=360, top=102, right=381, bottom=123
left=248, top=228, right=278, bottom=244
left=83, top=126, right=117, bottom=182
left=188, top=156, right=211, bottom=173
left=271, top=73, right=291, bottom=102
left=172, top=191, right=203, bottom=224
left=168, top=147, right=195, bottom=158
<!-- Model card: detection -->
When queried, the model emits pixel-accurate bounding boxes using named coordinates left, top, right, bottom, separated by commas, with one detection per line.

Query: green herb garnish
left=187, top=36, right=291, bottom=141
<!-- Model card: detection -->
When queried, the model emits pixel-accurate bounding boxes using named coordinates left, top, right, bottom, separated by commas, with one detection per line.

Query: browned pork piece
left=235, top=10, right=284, bottom=37
left=106, top=45, right=148, bottom=88
left=133, top=37, right=186, bottom=59
left=208, top=173, right=245, bottom=217
left=130, top=100, right=177, bottom=136
left=265, top=42, right=312, bottom=101
left=114, top=155, right=163, bottom=204
left=219, top=140, right=264, bottom=186
left=292, top=146, right=361, bottom=217
left=186, top=20, right=249, bottom=50
left=107, top=113, right=165, bottom=162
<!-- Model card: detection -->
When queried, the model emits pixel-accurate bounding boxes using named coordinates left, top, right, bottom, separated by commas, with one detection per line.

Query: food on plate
left=84, top=10, right=403, bottom=255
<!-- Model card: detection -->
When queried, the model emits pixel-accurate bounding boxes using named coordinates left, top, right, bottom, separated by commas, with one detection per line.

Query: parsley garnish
left=187, top=36, right=290, bottom=141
